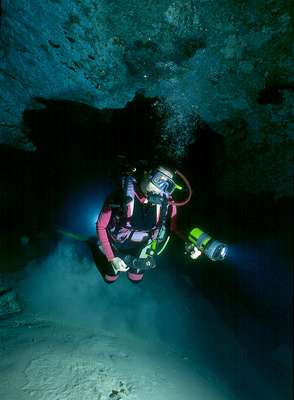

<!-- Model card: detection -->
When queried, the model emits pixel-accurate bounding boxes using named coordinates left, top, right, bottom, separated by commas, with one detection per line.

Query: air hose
left=172, top=170, right=192, bottom=207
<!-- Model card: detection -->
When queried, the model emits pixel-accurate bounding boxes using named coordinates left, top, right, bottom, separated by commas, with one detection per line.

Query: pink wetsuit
left=96, top=191, right=179, bottom=261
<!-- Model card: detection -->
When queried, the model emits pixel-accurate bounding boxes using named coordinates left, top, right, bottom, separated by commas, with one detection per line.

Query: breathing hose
left=172, top=170, right=193, bottom=207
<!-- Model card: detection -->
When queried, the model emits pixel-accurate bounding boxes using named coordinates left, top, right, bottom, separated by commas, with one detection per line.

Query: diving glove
left=185, top=242, right=202, bottom=260
left=190, top=247, right=201, bottom=259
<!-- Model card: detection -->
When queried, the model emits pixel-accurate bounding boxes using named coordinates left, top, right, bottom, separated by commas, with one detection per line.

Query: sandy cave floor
left=0, top=312, right=232, bottom=400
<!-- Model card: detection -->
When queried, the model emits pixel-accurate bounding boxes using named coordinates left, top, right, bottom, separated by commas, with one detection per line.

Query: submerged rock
left=0, top=277, right=22, bottom=318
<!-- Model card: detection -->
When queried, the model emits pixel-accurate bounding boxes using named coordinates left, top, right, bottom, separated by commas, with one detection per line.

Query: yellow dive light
left=186, top=227, right=228, bottom=261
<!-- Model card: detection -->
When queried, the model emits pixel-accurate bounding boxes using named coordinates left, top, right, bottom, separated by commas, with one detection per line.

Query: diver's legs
left=104, top=273, right=120, bottom=284
left=128, top=269, right=144, bottom=283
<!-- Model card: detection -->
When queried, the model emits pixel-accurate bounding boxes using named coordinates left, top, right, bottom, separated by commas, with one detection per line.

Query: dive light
left=187, top=227, right=228, bottom=261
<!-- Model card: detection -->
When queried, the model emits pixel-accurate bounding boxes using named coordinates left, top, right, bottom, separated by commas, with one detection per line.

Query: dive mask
left=150, top=170, right=176, bottom=195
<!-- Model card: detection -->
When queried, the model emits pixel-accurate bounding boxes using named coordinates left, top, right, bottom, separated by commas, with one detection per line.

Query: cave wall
left=0, top=0, right=293, bottom=197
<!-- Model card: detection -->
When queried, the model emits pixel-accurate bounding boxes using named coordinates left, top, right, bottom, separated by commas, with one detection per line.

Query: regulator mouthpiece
left=188, top=227, right=228, bottom=262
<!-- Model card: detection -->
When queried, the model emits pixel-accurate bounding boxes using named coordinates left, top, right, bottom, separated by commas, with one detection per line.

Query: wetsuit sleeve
left=170, top=204, right=186, bottom=241
left=96, top=206, right=115, bottom=261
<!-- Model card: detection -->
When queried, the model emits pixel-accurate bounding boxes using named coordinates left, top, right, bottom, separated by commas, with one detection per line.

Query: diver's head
left=140, top=166, right=175, bottom=203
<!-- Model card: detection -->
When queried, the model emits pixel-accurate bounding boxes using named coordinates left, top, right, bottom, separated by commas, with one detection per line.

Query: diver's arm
left=96, top=206, right=129, bottom=271
left=96, top=206, right=115, bottom=261
left=170, top=204, right=201, bottom=259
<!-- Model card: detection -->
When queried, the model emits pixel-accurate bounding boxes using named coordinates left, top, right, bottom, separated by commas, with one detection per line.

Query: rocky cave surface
left=0, top=3, right=293, bottom=397
left=0, top=0, right=293, bottom=197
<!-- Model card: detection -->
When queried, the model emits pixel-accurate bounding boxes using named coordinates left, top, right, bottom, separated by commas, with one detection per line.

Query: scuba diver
left=95, top=164, right=197, bottom=283
left=55, top=160, right=228, bottom=281
left=93, top=161, right=228, bottom=284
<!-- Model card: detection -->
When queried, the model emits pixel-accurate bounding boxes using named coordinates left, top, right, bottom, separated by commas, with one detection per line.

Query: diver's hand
left=190, top=247, right=201, bottom=260
left=110, top=257, right=129, bottom=273
left=185, top=242, right=202, bottom=260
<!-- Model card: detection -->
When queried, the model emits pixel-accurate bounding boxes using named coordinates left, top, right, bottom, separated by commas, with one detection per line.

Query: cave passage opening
left=2, top=93, right=226, bottom=239
left=0, top=95, right=292, bottom=400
